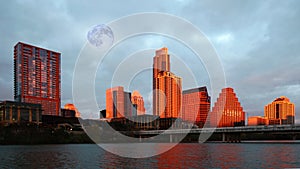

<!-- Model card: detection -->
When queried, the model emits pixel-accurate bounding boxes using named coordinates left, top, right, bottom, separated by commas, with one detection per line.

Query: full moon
left=87, top=24, right=114, bottom=48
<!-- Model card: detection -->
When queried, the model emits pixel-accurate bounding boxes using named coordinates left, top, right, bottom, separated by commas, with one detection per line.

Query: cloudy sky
left=1, top=0, right=300, bottom=122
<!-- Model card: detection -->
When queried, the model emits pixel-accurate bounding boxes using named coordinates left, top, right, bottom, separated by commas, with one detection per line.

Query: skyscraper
left=182, top=87, right=210, bottom=127
left=153, top=47, right=182, bottom=118
left=106, top=86, right=135, bottom=118
left=153, top=47, right=170, bottom=80
left=156, top=71, right=182, bottom=118
left=153, top=47, right=170, bottom=116
left=264, top=96, right=295, bottom=125
left=106, top=86, right=124, bottom=118
left=124, top=91, right=133, bottom=117
left=14, top=42, right=61, bottom=116
left=131, top=90, right=146, bottom=115
left=210, top=87, right=245, bottom=127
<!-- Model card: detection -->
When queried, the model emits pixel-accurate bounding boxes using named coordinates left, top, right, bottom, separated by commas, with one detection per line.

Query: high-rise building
left=182, top=87, right=210, bottom=127
left=153, top=47, right=170, bottom=116
left=153, top=47, right=170, bottom=81
left=131, top=90, right=146, bottom=115
left=153, top=47, right=182, bottom=118
left=124, top=91, right=133, bottom=117
left=156, top=71, right=182, bottom=118
left=264, top=96, right=295, bottom=125
left=210, top=87, right=245, bottom=127
left=106, top=86, right=135, bottom=118
left=106, top=86, right=124, bottom=118
left=14, top=42, right=61, bottom=116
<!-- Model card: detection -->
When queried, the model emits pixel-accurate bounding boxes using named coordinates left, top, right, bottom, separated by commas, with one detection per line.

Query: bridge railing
left=132, top=124, right=300, bottom=135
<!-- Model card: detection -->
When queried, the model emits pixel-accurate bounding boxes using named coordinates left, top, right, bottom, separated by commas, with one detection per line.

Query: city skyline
left=4, top=40, right=295, bottom=128
left=0, top=1, right=300, bottom=122
left=103, top=47, right=292, bottom=129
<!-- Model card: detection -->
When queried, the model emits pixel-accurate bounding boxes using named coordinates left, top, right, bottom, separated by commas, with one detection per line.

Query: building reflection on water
left=1, top=144, right=299, bottom=168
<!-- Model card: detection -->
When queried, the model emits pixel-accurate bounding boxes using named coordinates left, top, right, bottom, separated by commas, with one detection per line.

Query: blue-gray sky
left=1, top=0, right=300, bottom=122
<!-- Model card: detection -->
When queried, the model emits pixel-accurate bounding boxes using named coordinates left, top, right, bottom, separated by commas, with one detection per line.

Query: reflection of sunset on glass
left=248, top=96, right=295, bottom=126
left=153, top=47, right=182, bottom=118
left=131, top=90, right=146, bottom=115
left=182, top=87, right=210, bottom=128
left=264, top=96, right=295, bottom=125
left=210, top=87, right=245, bottom=128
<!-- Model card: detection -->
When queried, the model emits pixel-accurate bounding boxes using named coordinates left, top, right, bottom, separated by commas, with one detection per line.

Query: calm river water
left=0, top=143, right=299, bottom=168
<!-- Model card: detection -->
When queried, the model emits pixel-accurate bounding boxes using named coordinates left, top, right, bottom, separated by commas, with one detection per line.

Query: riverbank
left=1, top=124, right=299, bottom=145
left=0, top=124, right=93, bottom=145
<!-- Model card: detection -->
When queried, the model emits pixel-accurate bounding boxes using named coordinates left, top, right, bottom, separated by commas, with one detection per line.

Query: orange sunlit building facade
left=106, top=86, right=136, bottom=119
left=182, top=87, right=210, bottom=127
left=64, top=103, right=81, bottom=117
left=210, top=87, right=245, bottom=127
left=131, top=90, right=146, bottom=115
left=248, top=116, right=268, bottom=126
left=106, top=86, right=125, bottom=119
left=153, top=47, right=170, bottom=117
left=264, top=96, right=295, bottom=125
left=14, top=42, right=61, bottom=116
left=156, top=71, right=182, bottom=118
left=153, top=47, right=182, bottom=118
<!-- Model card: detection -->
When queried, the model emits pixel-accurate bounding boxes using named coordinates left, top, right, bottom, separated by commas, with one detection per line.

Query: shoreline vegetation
left=0, top=124, right=299, bottom=145
left=0, top=124, right=93, bottom=145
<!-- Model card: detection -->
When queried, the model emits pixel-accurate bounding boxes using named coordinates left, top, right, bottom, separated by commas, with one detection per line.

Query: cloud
left=0, top=0, right=299, bottom=121
left=215, top=33, right=234, bottom=43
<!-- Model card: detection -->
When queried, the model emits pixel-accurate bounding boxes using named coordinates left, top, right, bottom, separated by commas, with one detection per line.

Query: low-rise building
left=248, top=116, right=268, bottom=126
left=0, top=100, right=42, bottom=124
left=264, top=96, right=295, bottom=125
left=61, top=108, right=76, bottom=118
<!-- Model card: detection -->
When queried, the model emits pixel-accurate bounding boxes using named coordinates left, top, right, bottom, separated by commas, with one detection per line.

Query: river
left=0, top=143, right=299, bottom=168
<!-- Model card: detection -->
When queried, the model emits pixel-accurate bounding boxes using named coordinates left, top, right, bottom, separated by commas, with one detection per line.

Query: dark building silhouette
left=61, top=108, right=76, bottom=118
left=0, top=100, right=42, bottom=124
left=109, top=115, right=193, bottom=131
left=100, top=109, right=106, bottom=119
